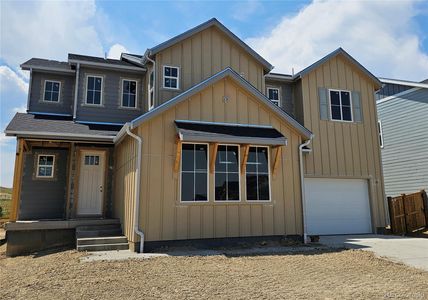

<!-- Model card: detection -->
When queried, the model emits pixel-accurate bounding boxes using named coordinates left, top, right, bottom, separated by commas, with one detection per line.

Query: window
left=84, top=155, right=100, bottom=165
left=378, top=120, right=384, bottom=148
left=246, top=146, right=270, bottom=201
left=36, top=155, right=55, bottom=178
left=122, top=79, right=137, bottom=108
left=43, top=80, right=61, bottom=102
left=163, top=66, right=179, bottom=89
left=215, top=145, right=240, bottom=201
left=148, top=71, right=154, bottom=110
left=267, top=87, right=280, bottom=106
left=180, top=143, right=208, bottom=202
left=329, top=90, right=352, bottom=121
left=86, top=76, right=103, bottom=105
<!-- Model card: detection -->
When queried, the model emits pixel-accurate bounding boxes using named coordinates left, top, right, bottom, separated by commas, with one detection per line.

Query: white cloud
left=246, top=0, right=428, bottom=81
left=0, top=66, right=28, bottom=93
left=107, top=43, right=128, bottom=59
left=232, top=0, right=263, bottom=21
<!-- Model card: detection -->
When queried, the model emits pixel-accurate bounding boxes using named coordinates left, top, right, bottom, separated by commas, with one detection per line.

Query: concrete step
left=76, top=224, right=122, bottom=232
left=77, top=236, right=128, bottom=246
left=76, top=228, right=123, bottom=238
left=77, top=242, right=129, bottom=252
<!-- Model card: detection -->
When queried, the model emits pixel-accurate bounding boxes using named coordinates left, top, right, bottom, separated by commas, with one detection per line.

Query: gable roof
left=293, top=48, right=382, bottom=89
left=129, top=67, right=312, bottom=139
left=145, top=18, right=273, bottom=73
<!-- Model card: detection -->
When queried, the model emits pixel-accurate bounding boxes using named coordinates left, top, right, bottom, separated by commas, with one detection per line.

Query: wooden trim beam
left=10, top=138, right=25, bottom=221
left=272, top=146, right=282, bottom=176
left=174, top=139, right=182, bottom=173
left=241, top=144, right=250, bottom=174
left=210, top=143, right=219, bottom=174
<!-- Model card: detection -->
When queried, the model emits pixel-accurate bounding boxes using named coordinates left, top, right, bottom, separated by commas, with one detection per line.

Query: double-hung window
left=36, top=155, right=55, bottom=178
left=329, top=90, right=352, bottom=121
left=43, top=80, right=60, bottom=102
left=181, top=143, right=208, bottom=202
left=148, top=71, right=154, bottom=110
left=163, top=66, right=179, bottom=89
left=246, top=146, right=270, bottom=201
left=267, top=87, right=280, bottom=106
left=86, top=76, right=103, bottom=105
left=122, top=79, right=137, bottom=108
left=215, top=145, right=240, bottom=201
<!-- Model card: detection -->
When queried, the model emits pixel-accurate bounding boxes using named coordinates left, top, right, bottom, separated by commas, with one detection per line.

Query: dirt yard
left=1, top=244, right=427, bottom=300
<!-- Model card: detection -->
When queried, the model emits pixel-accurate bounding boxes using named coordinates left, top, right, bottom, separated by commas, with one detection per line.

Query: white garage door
left=305, top=178, right=372, bottom=235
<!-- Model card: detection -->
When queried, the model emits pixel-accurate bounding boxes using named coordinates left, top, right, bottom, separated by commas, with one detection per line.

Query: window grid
left=163, top=66, right=179, bottom=89
left=180, top=143, right=208, bottom=202
left=122, top=79, right=137, bottom=108
left=329, top=90, right=353, bottom=122
left=86, top=76, right=103, bottom=105
left=246, top=146, right=270, bottom=201
left=36, top=155, right=55, bottom=178
left=43, top=80, right=60, bottom=102
left=267, top=87, right=280, bottom=106
left=215, top=145, right=240, bottom=201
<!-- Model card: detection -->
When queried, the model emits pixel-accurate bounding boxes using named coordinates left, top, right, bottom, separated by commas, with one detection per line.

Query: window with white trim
left=86, top=76, right=103, bottom=105
left=329, top=90, right=352, bottom=121
left=267, top=87, right=280, bottom=106
left=163, top=66, right=179, bottom=89
left=378, top=120, right=384, bottom=148
left=246, top=146, right=270, bottom=201
left=148, top=70, right=154, bottom=110
left=36, top=155, right=55, bottom=178
left=181, top=143, right=208, bottom=202
left=122, top=79, right=137, bottom=108
left=43, top=80, right=61, bottom=102
left=215, top=145, right=240, bottom=201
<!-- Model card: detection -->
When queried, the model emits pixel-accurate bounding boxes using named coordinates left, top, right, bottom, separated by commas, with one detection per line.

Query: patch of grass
left=0, top=187, right=12, bottom=194
left=0, top=187, right=12, bottom=219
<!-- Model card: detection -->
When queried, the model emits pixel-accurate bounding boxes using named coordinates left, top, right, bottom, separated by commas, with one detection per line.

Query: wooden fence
left=387, top=190, right=428, bottom=235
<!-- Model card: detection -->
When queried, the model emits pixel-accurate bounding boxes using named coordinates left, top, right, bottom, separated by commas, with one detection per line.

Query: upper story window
left=121, top=79, right=137, bottom=108
left=329, top=89, right=352, bottom=122
left=86, top=75, right=103, bottom=105
left=180, top=143, right=208, bottom=202
left=163, top=66, right=179, bottom=89
left=148, top=70, right=154, bottom=110
left=215, top=145, right=240, bottom=201
left=43, top=80, right=61, bottom=102
left=267, top=87, right=280, bottom=106
left=36, top=154, right=55, bottom=178
left=378, top=120, right=384, bottom=148
left=246, top=146, right=270, bottom=201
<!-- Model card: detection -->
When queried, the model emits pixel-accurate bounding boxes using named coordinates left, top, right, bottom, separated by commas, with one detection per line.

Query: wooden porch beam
left=10, top=138, right=25, bottom=221
left=272, top=146, right=282, bottom=176
left=241, top=144, right=250, bottom=174
left=210, top=143, right=219, bottom=174
left=173, top=138, right=182, bottom=173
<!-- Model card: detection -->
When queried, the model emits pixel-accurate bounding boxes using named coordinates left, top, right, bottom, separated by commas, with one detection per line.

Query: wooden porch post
left=10, top=138, right=25, bottom=221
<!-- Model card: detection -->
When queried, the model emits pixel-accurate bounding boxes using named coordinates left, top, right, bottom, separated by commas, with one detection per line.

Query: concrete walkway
left=320, top=234, right=428, bottom=271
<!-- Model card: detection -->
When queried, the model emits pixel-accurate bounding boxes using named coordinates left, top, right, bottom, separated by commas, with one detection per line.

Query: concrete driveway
left=321, top=234, right=428, bottom=271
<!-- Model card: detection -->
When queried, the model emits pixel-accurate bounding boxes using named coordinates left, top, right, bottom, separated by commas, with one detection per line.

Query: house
left=4, top=18, right=387, bottom=255
left=376, top=78, right=428, bottom=197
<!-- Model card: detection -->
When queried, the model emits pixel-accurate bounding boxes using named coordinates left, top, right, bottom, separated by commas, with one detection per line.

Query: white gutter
left=4, top=130, right=115, bottom=142
left=68, top=59, right=146, bottom=72
left=379, top=78, right=428, bottom=89
left=73, top=63, right=80, bottom=119
left=144, top=52, right=156, bottom=107
left=26, top=68, right=33, bottom=112
left=125, top=125, right=145, bottom=253
left=299, top=136, right=313, bottom=244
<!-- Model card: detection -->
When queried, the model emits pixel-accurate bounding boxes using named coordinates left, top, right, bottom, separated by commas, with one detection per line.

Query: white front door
left=77, top=150, right=106, bottom=216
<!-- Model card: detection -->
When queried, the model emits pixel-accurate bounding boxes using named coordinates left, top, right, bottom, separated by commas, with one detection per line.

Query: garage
left=305, top=178, right=372, bottom=235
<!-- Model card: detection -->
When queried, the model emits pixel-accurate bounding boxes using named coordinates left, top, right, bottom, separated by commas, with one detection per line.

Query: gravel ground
left=1, top=243, right=427, bottom=300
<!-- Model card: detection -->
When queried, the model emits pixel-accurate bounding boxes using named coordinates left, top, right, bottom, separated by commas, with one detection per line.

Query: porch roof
left=5, top=113, right=120, bottom=142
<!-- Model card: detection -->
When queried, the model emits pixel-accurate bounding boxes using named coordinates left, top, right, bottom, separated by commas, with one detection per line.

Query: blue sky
left=1, top=0, right=428, bottom=187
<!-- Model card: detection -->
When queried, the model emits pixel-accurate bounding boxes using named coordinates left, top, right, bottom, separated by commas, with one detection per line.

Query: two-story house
left=5, top=18, right=386, bottom=255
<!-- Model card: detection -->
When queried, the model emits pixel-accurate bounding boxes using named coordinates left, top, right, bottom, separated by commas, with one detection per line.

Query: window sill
left=119, top=106, right=140, bottom=110
left=40, top=100, right=62, bottom=104
left=81, top=103, right=105, bottom=108
left=161, top=87, right=181, bottom=92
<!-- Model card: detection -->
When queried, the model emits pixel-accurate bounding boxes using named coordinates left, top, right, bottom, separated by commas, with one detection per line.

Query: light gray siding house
left=377, top=78, right=428, bottom=197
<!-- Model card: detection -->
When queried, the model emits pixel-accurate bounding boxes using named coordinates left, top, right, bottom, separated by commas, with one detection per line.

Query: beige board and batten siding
left=116, top=77, right=304, bottom=243
left=155, top=26, right=266, bottom=106
left=300, top=54, right=387, bottom=228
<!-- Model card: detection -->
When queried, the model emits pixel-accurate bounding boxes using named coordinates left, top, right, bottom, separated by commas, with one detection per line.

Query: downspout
left=73, top=63, right=80, bottom=120
left=144, top=52, right=156, bottom=106
left=299, top=136, right=313, bottom=244
left=125, top=125, right=145, bottom=253
left=26, top=68, right=33, bottom=112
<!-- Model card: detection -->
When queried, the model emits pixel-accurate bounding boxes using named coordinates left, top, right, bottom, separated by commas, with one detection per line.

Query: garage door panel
left=305, top=178, right=372, bottom=235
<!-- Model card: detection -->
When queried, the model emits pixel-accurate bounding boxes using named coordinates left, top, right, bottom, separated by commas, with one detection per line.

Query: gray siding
left=19, top=148, right=69, bottom=220
left=378, top=88, right=428, bottom=197
left=28, top=71, right=74, bottom=115
left=76, top=67, right=146, bottom=124
left=265, top=79, right=295, bottom=117
left=376, top=83, right=413, bottom=100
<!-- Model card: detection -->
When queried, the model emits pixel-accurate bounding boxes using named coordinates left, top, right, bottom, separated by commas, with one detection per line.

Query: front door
left=77, top=150, right=106, bottom=216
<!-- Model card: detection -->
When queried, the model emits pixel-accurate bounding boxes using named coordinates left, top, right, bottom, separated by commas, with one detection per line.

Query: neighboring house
left=4, top=18, right=387, bottom=255
left=376, top=78, right=428, bottom=197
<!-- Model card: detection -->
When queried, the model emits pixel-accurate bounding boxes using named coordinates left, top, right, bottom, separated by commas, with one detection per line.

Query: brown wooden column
left=10, top=138, right=25, bottom=221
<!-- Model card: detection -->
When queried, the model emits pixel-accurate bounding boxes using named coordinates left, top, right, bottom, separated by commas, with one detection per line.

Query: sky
left=0, top=0, right=427, bottom=187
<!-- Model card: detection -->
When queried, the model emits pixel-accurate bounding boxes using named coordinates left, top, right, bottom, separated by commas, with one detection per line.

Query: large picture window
left=181, top=143, right=208, bottom=202
left=246, top=146, right=270, bottom=201
left=36, top=155, right=55, bottom=178
left=43, top=80, right=61, bottom=102
left=329, top=90, right=352, bottom=121
left=86, top=76, right=103, bottom=105
left=215, top=145, right=240, bottom=201
left=122, top=79, right=137, bottom=108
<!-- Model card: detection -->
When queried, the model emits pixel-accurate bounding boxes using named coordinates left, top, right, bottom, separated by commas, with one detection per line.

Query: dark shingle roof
left=68, top=53, right=138, bottom=67
left=21, top=58, right=73, bottom=72
left=5, top=113, right=120, bottom=142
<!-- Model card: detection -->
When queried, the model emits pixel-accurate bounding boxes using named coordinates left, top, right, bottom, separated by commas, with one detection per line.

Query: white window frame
left=328, top=89, right=353, bottom=122
left=162, top=65, right=180, bottom=90
left=120, top=79, right=138, bottom=109
left=378, top=120, right=384, bottom=148
left=267, top=87, right=281, bottom=107
left=36, top=154, right=55, bottom=178
left=214, top=144, right=241, bottom=202
left=245, top=145, right=272, bottom=202
left=43, top=80, right=61, bottom=102
left=148, top=70, right=154, bottom=110
left=179, top=142, right=209, bottom=203
left=85, top=75, right=103, bottom=106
